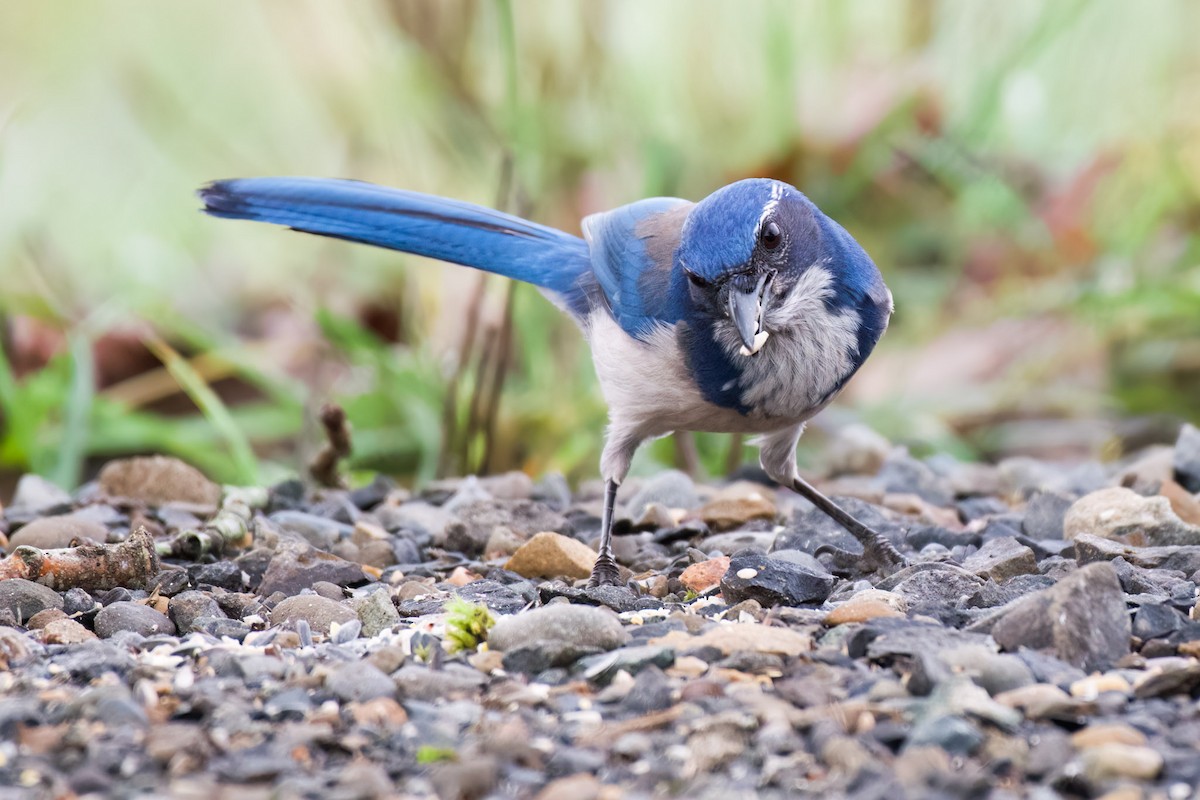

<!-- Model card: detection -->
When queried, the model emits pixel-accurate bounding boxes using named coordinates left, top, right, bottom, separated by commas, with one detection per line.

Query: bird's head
left=677, top=178, right=885, bottom=357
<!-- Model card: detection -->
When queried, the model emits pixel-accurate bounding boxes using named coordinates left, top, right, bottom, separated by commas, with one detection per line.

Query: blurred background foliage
left=1, top=0, right=1199, bottom=495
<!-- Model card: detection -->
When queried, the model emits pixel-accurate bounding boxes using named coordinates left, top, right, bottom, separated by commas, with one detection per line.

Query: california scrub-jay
left=200, top=177, right=906, bottom=585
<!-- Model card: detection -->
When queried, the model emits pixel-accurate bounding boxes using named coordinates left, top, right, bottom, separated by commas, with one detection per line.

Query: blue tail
left=199, top=177, right=594, bottom=313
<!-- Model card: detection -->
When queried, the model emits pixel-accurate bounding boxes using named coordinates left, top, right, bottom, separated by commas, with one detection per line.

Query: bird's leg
left=588, top=478, right=622, bottom=587
left=789, top=474, right=906, bottom=573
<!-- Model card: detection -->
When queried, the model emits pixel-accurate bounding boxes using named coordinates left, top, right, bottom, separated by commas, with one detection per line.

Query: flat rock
left=0, top=579, right=64, bottom=623
left=1074, top=532, right=1200, bottom=573
left=9, top=514, right=107, bottom=550
left=651, top=622, right=810, bottom=657
left=1078, top=743, right=1163, bottom=782
left=991, top=562, right=1130, bottom=671
left=98, top=455, right=221, bottom=507
left=720, top=552, right=834, bottom=607
left=94, top=601, right=176, bottom=638
left=962, top=536, right=1038, bottom=581
left=488, top=604, right=628, bottom=652
left=505, top=532, right=596, bottom=580
left=269, top=595, right=356, bottom=634
left=442, top=500, right=567, bottom=556
left=257, top=539, right=367, bottom=596
left=1063, top=486, right=1200, bottom=546
left=393, top=664, right=486, bottom=700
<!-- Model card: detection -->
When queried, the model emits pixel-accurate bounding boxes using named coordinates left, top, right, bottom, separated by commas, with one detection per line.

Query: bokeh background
left=1, top=0, right=1199, bottom=496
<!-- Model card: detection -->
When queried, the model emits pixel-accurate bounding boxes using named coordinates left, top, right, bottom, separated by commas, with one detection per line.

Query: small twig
left=481, top=281, right=517, bottom=473
left=0, top=527, right=159, bottom=591
left=674, top=432, right=701, bottom=477
left=309, top=403, right=352, bottom=488
left=725, top=434, right=745, bottom=475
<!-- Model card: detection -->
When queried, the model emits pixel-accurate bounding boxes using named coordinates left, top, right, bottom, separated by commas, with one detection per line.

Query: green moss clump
left=443, top=597, right=496, bottom=653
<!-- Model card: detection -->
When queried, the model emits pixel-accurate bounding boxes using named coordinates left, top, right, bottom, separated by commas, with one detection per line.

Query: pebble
left=962, top=536, right=1038, bottom=581
left=719, top=552, right=835, bottom=607
left=93, top=601, right=176, bottom=638
left=0, top=578, right=65, bottom=622
left=352, top=588, right=401, bottom=636
left=1173, top=422, right=1200, bottom=492
left=990, top=562, right=1131, bottom=671
left=268, top=595, right=357, bottom=634
left=505, top=531, right=597, bottom=580
left=679, top=556, right=730, bottom=593
left=488, top=604, right=628, bottom=652
left=625, top=470, right=699, bottom=519
left=1065, top=485, right=1200, bottom=546
left=1078, top=743, right=1164, bottom=782
left=8, top=514, right=107, bottom=550
left=324, top=660, right=396, bottom=702
left=97, top=455, right=222, bottom=507
left=257, top=538, right=367, bottom=596
left=167, top=591, right=224, bottom=633
left=652, top=622, right=810, bottom=657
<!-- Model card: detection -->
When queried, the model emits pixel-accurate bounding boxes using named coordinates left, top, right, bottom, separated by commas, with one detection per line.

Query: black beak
left=727, top=271, right=772, bottom=355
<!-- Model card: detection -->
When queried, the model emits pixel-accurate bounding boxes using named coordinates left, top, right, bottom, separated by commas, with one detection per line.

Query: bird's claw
left=815, top=536, right=907, bottom=577
left=587, top=553, right=622, bottom=587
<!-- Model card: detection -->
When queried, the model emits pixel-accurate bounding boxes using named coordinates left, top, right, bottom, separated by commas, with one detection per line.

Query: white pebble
left=736, top=568, right=758, bottom=580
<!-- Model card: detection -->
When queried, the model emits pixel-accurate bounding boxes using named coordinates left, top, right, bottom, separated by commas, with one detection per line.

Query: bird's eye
left=760, top=220, right=782, bottom=250
left=685, top=269, right=710, bottom=289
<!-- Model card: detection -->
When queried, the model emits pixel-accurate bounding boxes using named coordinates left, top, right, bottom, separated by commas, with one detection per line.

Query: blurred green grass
left=1, top=0, right=1198, bottom=491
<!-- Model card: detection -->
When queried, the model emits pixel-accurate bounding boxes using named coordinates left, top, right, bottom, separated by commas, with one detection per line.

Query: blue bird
left=199, top=176, right=906, bottom=585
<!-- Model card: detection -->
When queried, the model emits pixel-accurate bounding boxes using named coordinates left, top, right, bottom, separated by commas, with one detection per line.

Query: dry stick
left=725, top=434, right=745, bottom=475
left=437, top=273, right=487, bottom=478
left=0, top=527, right=159, bottom=591
left=481, top=280, right=517, bottom=474
left=309, top=403, right=352, bottom=488
left=674, top=432, right=701, bottom=477
left=462, top=326, right=499, bottom=470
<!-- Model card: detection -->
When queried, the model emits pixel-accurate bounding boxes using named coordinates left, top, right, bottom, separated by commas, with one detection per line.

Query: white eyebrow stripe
left=755, top=182, right=785, bottom=236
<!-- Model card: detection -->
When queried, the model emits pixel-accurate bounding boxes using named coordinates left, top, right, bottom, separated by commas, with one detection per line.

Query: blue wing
left=581, top=197, right=694, bottom=339
left=199, top=177, right=594, bottom=316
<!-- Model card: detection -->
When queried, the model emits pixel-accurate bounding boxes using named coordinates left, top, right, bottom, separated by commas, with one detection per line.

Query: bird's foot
left=816, top=534, right=907, bottom=577
left=587, top=553, right=622, bottom=588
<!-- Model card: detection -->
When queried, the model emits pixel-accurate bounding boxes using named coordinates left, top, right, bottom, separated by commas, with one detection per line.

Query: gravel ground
left=3, top=425, right=1200, bottom=799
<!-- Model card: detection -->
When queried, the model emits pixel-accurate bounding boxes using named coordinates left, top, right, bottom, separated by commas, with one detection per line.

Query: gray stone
left=269, top=595, right=356, bottom=634
left=393, top=664, right=486, bottom=700
left=325, top=660, right=396, bottom=701
left=937, top=644, right=1035, bottom=695
left=9, top=474, right=72, bottom=515
left=257, top=538, right=367, bottom=596
left=624, top=470, right=699, bottom=519
left=374, top=501, right=453, bottom=541
left=701, top=531, right=777, bottom=554
left=1021, top=491, right=1074, bottom=541
left=720, top=552, right=835, bottom=607
left=488, top=604, right=628, bottom=653
left=9, top=514, right=107, bottom=550
left=991, top=562, right=1130, bottom=671
left=353, top=588, right=400, bottom=636
left=94, top=601, right=176, bottom=638
left=825, top=424, right=891, bottom=477
left=906, top=714, right=983, bottom=754
left=878, top=454, right=954, bottom=506
left=1174, top=422, right=1200, bottom=493
left=577, top=645, right=676, bottom=685
left=441, top=500, right=568, bottom=556
left=0, top=579, right=64, bottom=623
left=881, top=563, right=985, bottom=624
left=1074, top=532, right=1200, bottom=574
left=268, top=511, right=352, bottom=550
left=168, top=591, right=224, bottom=633
left=962, top=537, right=1038, bottom=581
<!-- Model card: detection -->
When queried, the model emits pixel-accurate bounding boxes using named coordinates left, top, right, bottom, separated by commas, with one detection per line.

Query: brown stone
left=1071, top=722, right=1147, bottom=749
left=98, top=455, right=221, bottom=507
left=825, top=599, right=905, bottom=626
left=505, top=532, right=596, bottom=580
left=680, top=557, right=730, bottom=593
